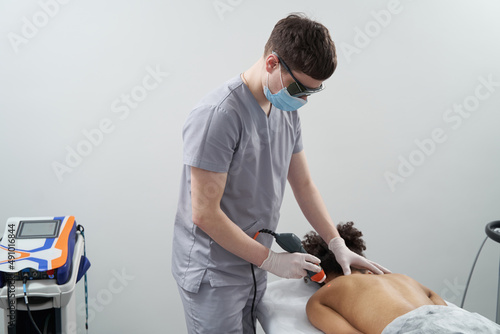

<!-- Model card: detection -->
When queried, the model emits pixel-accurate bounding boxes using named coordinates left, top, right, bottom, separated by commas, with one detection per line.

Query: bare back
left=307, top=273, right=446, bottom=334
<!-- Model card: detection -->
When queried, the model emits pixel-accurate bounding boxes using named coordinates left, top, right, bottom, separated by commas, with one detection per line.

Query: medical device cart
left=0, top=216, right=90, bottom=334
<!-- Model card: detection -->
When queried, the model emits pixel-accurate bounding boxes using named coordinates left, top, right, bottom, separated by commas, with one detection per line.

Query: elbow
left=192, top=210, right=205, bottom=229
left=192, top=208, right=215, bottom=231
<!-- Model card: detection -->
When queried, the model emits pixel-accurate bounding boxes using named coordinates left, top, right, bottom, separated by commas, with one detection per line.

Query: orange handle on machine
left=253, top=229, right=326, bottom=283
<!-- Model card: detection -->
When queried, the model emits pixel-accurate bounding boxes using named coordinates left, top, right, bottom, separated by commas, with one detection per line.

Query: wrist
left=328, top=237, right=345, bottom=252
left=258, top=249, right=273, bottom=269
left=258, top=248, right=272, bottom=268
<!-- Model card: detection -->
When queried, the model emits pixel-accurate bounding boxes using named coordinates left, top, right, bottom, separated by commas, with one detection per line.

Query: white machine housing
left=0, top=216, right=87, bottom=334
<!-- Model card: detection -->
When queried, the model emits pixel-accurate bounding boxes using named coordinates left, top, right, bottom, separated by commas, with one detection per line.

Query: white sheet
left=256, top=279, right=322, bottom=334
left=382, top=304, right=500, bottom=333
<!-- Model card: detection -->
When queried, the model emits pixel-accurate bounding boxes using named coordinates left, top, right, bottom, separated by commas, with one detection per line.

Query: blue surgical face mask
left=263, top=64, right=307, bottom=111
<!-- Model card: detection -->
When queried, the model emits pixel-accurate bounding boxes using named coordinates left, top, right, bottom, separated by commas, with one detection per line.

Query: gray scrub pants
left=178, top=270, right=267, bottom=334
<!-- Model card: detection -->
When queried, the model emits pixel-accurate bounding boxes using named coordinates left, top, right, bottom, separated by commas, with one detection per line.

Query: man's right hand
left=259, top=249, right=321, bottom=279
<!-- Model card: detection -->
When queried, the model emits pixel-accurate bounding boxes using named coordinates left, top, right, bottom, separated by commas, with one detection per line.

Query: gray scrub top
left=172, top=76, right=303, bottom=293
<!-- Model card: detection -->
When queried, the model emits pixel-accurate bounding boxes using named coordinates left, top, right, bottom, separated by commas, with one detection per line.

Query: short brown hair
left=302, top=222, right=366, bottom=277
left=264, top=13, right=337, bottom=81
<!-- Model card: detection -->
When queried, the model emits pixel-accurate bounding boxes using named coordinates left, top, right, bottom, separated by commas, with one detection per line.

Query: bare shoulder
left=306, top=284, right=330, bottom=316
left=308, top=282, right=333, bottom=304
left=309, top=276, right=360, bottom=305
left=308, top=279, right=342, bottom=306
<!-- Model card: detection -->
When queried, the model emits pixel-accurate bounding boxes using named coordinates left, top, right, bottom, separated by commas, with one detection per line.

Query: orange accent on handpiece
left=311, top=269, right=326, bottom=283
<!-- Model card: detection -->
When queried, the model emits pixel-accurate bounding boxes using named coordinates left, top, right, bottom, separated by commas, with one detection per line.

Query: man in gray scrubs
left=172, top=13, right=389, bottom=333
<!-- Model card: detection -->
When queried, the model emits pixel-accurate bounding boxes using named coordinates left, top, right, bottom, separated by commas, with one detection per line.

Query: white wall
left=1, top=0, right=499, bottom=332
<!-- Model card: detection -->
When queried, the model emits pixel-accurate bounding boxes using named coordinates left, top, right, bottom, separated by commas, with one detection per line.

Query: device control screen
left=17, top=220, right=61, bottom=238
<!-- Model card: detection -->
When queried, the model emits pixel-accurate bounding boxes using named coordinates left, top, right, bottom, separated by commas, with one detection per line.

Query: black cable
left=249, top=228, right=276, bottom=334
left=43, top=312, right=52, bottom=334
left=461, top=235, right=489, bottom=308
left=250, top=263, right=257, bottom=334
left=249, top=228, right=271, bottom=334
left=77, top=224, right=90, bottom=333
left=23, top=276, right=43, bottom=334
left=258, top=229, right=276, bottom=237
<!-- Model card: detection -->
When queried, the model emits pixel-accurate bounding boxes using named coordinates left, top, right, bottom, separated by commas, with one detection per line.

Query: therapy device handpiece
left=255, top=229, right=326, bottom=283
left=0, top=216, right=90, bottom=334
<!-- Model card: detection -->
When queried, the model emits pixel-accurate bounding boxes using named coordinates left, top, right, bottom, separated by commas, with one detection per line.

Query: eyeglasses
left=273, top=51, right=325, bottom=97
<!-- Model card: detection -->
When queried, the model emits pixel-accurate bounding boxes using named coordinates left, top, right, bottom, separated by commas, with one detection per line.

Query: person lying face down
left=302, top=222, right=500, bottom=334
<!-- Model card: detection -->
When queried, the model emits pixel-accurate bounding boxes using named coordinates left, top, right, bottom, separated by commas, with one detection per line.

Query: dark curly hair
left=264, top=13, right=337, bottom=80
left=302, top=222, right=366, bottom=278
